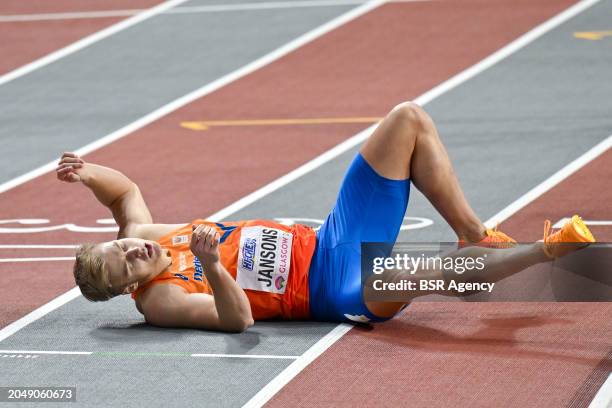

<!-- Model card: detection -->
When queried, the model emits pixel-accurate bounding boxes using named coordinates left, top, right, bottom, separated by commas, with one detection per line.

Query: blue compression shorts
left=308, top=153, right=411, bottom=323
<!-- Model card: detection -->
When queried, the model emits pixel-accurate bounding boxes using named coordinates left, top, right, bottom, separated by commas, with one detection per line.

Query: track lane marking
left=0, top=0, right=429, bottom=23
left=0, top=0, right=385, bottom=196
left=486, top=135, right=611, bottom=229
left=0, top=258, right=74, bottom=263
left=0, top=288, right=82, bottom=343
left=574, top=30, right=612, bottom=40
left=191, top=354, right=299, bottom=359
left=552, top=218, right=612, bottom=228
left=0, top=350, right=299, bottom=359
left=0, top=0, right=192, bottom=87
left=180, top=117, right=383, bottom=131
left=589, top=374, right=612, bottom=408
left=0, top=350, right=91, bottom=355
left=0, top=245, right=78, bottom=249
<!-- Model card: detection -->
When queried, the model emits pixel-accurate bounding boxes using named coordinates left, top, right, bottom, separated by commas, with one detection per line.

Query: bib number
left=236, top=227, right=292, bottom=294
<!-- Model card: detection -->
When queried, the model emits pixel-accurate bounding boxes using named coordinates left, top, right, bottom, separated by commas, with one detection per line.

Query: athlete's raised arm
left=56, top=152, right=152, bottom=238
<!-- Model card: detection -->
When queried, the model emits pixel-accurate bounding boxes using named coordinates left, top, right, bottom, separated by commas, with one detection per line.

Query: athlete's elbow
left=223, top=314, right=254, bottom=333
left=236, top=315, right=255, bottom=332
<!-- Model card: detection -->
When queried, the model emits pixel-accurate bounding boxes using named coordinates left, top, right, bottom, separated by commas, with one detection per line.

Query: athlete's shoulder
left=136, top=282, right=188, bottom=313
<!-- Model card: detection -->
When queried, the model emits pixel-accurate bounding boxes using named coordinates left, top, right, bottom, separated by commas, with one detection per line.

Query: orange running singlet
left=131, top=220, right=317, bottom=320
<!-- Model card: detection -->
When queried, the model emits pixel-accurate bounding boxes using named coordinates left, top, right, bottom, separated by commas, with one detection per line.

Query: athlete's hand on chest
left=190, top=224, right=221, bottom=268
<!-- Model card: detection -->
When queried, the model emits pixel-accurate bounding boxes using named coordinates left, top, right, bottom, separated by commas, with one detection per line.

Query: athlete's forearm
left=78, top=163, right=136, bottom=208
left=205, top=262, right=254, bottom=330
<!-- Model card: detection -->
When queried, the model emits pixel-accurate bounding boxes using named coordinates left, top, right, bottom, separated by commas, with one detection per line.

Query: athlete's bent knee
left=389, top=101, right=432, bottom=131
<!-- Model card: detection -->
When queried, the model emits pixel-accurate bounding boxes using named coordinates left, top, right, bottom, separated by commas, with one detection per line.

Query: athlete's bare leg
left=360, top=101, right=486, bottom=243
left=364, top=243, right=551, bottom=303
left=360, top=102, right=491, bottom=317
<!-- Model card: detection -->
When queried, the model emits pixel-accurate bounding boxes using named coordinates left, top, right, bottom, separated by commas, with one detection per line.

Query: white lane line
left=553, top=218, right=612, bottom=229
left=0, top=9, right=140, bottom=22
left=589, top=373, right=612, bottom=408
left=0, top=349, right=298, bottom=359
left=0, top=0, right=385, bottom=342
left=0, top=350, right=91, bottom=355
left=191, top=354, right=299, bottom=359
left=0, top=0, right=428, bottom=22
left=0, top=0, right=191, bottom=87
left=486, top=135, right=612, bottom=228
left=243, top=324, right=352, bottom=408
left=0, top=288, right=82, bottom=342
left=0, top=0, right=384, bottom=197
left=413, top=0, right=604, bottom=107
left=0, top=257, right=74, bottom=263
left=0, top=245, right=78, bottom=249
left=0, top=1, right=365, bottom=22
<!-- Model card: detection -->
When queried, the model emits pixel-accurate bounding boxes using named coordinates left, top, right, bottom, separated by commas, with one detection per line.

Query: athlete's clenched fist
left=190, top=224, right=221, bottom=267
left=56, top=152, right=85, bottom=183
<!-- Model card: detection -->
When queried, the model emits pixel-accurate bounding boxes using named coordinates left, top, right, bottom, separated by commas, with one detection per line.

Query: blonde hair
left=73, top=243, right=116, bottom=302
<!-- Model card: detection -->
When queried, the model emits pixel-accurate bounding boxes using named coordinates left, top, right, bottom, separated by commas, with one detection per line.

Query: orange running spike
left=542, top=214, right=596, bottom=258
left=458, top=225, right=517, bottom=249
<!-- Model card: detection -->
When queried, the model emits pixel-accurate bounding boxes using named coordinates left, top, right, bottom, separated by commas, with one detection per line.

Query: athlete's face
left=94, top=238, right=172, bottom=295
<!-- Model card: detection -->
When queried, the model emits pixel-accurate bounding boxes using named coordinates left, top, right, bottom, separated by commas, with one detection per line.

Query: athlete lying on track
left=57, top=102, right=595, bottom=332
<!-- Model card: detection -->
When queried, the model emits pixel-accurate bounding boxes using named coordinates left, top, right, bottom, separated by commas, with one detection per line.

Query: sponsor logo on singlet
left=241, top=238, right=256, bottom=271
left=173, top=255, right=204, bottom=283
left=172, top=235, right=189, bottom=246
left=275, top=275, right=286, bottom=290
left=193, top=256, right=204, bottom=282
left=236, top=227, right=292, bottom=294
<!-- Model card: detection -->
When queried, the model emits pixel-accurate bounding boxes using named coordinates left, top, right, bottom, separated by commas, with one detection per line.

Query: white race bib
left=236, top=226, right=293, bottom=294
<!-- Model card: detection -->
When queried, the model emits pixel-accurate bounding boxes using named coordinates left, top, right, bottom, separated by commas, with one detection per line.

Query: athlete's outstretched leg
left=360, top=102, right=486, bottom=242
left=365, top=243, right=554, bottom=302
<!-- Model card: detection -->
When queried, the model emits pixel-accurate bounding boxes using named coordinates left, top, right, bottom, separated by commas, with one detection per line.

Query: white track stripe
left=0, top=350, right=91, bottom=355
left=589, top=373, right=612, bottom=408
left=242, top=324, right=353, bottom=408
left=486, top=135, right=612, bottom=228
left=0, top=245, right=78, bottom=249
left=191, top=354, right=299, bottom=359
left=553, top=219, right=612, bottom=228
left=0, top=257, right=74, bottom=263
left=0, top=9, right=139, bottom=22
left=0, top=350, right=298, bottom=359
left=0, top=1, right=428, bottom=23
left=0, top=0, right=191, bottom=87
left=208, top=125, right=374, bottom=221
left=0, top=0, right=384, bottom=197
left=412, top=0, right=602, bottom=109
left=0, top=288, right=81, bottom=342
